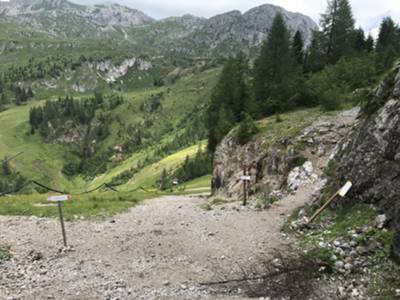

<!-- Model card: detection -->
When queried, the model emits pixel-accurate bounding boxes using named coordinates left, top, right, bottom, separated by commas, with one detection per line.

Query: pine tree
left=305, top=31, right=326, bottom=72
left=320, top=0, right=355, bottom=63
left=159, top=169, right=170, bottom=191
left=365, top=34, right=375, bottom=52
left=376, top=17, right=398, bottom=51
left=206, top=53, right=251, bottom=152
left=292, top=30, right=305, bottom=66
left=236, top=114, right=259, bottom=145
left=354, top=27, right=366, bottom=51
left=376, top=17, right=399, bottom=70
left=253, top=13, right=293, bottom=115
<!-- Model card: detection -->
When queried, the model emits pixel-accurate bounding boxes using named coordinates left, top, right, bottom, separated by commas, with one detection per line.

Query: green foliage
left=206, top=53, right=252, bottom=152
left=0, top=245, right=11, bottom=264
left=255, top=195, right=279, bottom=209
left=375, top=17, right=400, bottom=71
left=0, top=156, right=27, bottom=194
left=28, top=93, right=124, bottom=177
left=173, top=148, right=212, bottom=183
left=307, top=54, right=377, bottom=110
left=292, top=30, right=305, bottom=66
left=0, top=192, right=154, bottom=220
left=253, top=13, right=295, bottom=115
left=319, top=0, right=355, bottom=64
left=158, top=146, right=212, bottom=188
left=235, top=114, right=259, bottom=144
left=159, top=168, right=171, bottom=191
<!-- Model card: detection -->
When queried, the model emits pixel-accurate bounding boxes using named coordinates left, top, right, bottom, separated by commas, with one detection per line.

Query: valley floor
left=0, top=187, right=314, bottom=300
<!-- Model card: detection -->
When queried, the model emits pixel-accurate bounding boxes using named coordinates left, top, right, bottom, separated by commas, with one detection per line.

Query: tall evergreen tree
left=320, top=0, right=355, bottom=63
left=376, top=17, right=400, bottom=70
left=206, top=53, right=251, bottom=152
left=253, top=13, right=293, bottom=115
left=365, top=34, right=375, bottom=52
left=354, top=27, right=366, bottom=51
left=376, top=17, right=398, bottom=51
left=292, top=30, right=305, bottom=66
left=305, top=31, right=326, bottom=72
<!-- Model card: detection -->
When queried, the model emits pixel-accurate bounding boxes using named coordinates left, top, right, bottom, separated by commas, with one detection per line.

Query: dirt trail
left=0, top=109, right=360, bottom=299
left=0, top=186, right=314, bottom=300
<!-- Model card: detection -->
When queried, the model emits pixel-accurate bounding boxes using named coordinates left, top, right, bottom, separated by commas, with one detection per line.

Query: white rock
left=374, top=214, right=387, bottom=229
left=344, top=263, right=352, bottom=271
left=287, top=161, right=314, bottom=190
left=335, top=261, right=344, bottom=269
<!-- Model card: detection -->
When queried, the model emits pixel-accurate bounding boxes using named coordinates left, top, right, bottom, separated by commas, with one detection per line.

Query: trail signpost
left=241, top=167, right=251, bottom=206
left=48, top=195, right=71, bottom=247
left=308, top=181, right=353, bottom=224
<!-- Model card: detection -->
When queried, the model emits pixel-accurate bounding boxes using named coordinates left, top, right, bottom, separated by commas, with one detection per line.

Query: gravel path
left=0, top=186, right=313, bottom=300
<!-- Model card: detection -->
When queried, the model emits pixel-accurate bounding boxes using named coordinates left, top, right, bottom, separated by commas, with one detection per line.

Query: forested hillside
left=206, top=1, right=400, bottom=153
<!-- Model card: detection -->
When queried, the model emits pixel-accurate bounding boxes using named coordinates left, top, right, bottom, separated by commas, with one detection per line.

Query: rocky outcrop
left=89, top=58, right=152, bottom=83
left=1, top=0, right=317, bottom=57
left=333, top=65, right=400, bottom=262
left=190, top=4, right=317, bottom=55
left=212, top=109, right=358, bottom=199
left=0, top=0, right=154, bottom=37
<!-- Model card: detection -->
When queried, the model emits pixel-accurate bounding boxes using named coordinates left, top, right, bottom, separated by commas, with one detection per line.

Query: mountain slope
left=0, top=0, right=154, bottom=37
left=0, top=0, right=317, bottom=56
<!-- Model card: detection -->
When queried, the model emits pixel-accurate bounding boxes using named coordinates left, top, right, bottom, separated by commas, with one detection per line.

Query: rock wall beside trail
left=333, top=64, right=400, bottom=262
left=212, top=110, right=358, bottom=199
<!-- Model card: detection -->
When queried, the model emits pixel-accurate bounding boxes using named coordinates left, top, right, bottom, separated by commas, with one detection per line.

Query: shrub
left=236, top=114, right=259, bottom=145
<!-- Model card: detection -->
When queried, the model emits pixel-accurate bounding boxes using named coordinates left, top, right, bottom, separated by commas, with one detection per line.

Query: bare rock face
left=333, top=65, right=400, bottom=262
left=212, top=109, right=358, bottom=198
left=212, top=136, right=301, bottom=197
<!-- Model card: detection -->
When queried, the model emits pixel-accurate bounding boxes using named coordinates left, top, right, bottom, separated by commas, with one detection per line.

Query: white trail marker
left=48, top=195, right=71, bottom=247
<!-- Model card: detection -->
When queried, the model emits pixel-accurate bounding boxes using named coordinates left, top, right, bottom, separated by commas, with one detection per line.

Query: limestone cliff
left=212, top=109, right=358, bottom=199
left=332, top=64, right=400, bottom=261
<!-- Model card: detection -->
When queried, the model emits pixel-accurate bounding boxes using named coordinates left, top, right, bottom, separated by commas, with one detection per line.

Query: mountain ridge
left=0, top=0, right=317, bottom=45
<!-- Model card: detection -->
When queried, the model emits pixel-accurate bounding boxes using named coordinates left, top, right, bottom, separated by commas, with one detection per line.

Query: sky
left=66, top=0, right=400, bottom=35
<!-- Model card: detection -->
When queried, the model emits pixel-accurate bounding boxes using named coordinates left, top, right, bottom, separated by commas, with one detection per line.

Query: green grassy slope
left=0, top=67, right=220, bottom=193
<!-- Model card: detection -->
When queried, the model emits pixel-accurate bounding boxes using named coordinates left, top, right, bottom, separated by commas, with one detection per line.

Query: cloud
left=72, top=0, right=400, bottom=31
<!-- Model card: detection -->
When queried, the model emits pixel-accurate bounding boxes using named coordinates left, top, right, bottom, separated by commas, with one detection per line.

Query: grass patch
left=291, top=203, right=400, bottom=298
left=255, top=108, right=327, bottom=149
left=301, top=204, right=376, bottom=244
left=0, top=245, right=11, bottom=264
left=255, top=195, right=279, bottom=209
left=0, top=190, right=158, bottom=220
left=201, top=197, right=233, bottom=210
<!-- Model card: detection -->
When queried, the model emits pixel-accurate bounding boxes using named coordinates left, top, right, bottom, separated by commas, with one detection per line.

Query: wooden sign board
left=47, top=195, right=71, bottom=202
left=338, top=181, right=352, bottom=197
left=240, top=176, right=251, bottom=181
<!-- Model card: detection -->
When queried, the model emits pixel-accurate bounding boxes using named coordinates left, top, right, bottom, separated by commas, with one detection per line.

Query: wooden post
left=308, top=181, right=353, bottom=224
left=58, top=202, right=68, bottom=247
left=243, top=167, right=247, bottom=206
left=308, top=192, right=339, bottom=224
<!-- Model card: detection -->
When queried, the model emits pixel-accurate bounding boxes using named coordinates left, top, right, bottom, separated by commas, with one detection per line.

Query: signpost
left=308, top=181, right=352, bottom=224
left=241, top=167, right=251, bottom=206
left=48, top=195, right=71, bottom=247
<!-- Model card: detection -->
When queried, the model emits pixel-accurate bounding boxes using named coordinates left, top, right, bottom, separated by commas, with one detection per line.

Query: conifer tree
left=376, top=17, right=399, bottom=70
left=206, top=53, right=251, bottom=152
left=292, top=30, right=305, bottom=66
left=305, top=31, right=326, bottom=72
left=354, top=27, right=366, bottom=51
left=253, top=13, right=293, bottom=115
left=320, top=0, right=355, bottom=63
left=365, top=34, right=375, bottom=52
